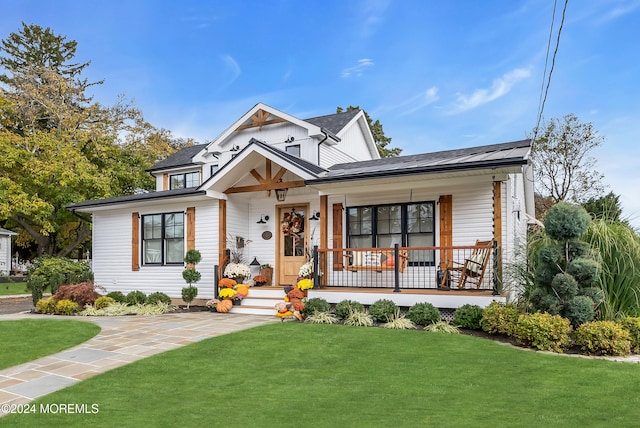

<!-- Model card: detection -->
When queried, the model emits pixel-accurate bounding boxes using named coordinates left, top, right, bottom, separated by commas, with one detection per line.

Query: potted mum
left=224, top=262, right=251, bottom=283
left=253, top=274, right=267, bottom=287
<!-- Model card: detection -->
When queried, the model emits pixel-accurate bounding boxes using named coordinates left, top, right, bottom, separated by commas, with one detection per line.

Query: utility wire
left=533, top=0, right=569, bottom=142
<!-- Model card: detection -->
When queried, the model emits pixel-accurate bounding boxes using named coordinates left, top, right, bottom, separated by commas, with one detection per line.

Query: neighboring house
left=68, top=103, right=535, bottom=310
left=0, top=228, right=17, bottom=275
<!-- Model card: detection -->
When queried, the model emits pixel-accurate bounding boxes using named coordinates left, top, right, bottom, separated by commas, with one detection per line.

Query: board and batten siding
left=93, top=201, right=219, bottom=299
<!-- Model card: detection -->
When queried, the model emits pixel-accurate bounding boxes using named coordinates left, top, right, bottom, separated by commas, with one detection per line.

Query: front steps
left=229, top=286, right=285, bottom=316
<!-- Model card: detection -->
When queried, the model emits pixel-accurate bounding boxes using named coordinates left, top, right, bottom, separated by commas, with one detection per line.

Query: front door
left=278, top=205, right=308, bottom=286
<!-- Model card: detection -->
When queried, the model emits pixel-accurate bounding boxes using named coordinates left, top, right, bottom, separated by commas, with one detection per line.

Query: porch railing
left=312, top=242, right=500, bottom=295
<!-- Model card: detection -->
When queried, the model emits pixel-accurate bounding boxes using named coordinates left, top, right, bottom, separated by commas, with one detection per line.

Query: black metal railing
left=312, top=241, right=499, bottom=295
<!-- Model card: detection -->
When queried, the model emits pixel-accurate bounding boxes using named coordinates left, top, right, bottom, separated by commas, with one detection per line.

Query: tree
left=530, top=114, right=605, bottom=209
left=582, top=191, right=625, bottom=224
left=337, top=106, right=401, bottom=157
left=0, top=25, right=186, bottom=257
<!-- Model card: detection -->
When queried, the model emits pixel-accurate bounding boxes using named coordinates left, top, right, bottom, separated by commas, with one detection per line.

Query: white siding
left=92, top=200, right=219, bottom=300
left=0, top=236, right=10, bottom=275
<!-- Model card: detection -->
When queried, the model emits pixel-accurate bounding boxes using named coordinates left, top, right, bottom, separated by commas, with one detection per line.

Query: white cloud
left=383, top=87, right=440, bottom=115
left=449, top=68, right=532, bottom=114
left=220, top=54, right=241, bottom=87
left=341, top=58, right=375, bottom=78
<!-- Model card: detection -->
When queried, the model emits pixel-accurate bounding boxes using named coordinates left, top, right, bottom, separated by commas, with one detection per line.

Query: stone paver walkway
left=0, top=312, right=276, bottom=415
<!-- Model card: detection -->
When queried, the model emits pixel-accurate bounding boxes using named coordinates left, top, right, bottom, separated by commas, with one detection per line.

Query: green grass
left=0, top=281, right=29, bottom=296
left=5, top=323, right=640, bottom=427
left=0, top=319, right=100, bottom=369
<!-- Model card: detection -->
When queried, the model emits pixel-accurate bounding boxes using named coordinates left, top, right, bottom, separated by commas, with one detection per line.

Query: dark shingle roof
left=147, top=144, right=208, bottom=172
left=305, top=109, right=360, bottom=135
left=247, top=138, right=327, bottom=176
left=67, top=188, right=207, bottom=211
left=307, top=139, right=532, bottom=184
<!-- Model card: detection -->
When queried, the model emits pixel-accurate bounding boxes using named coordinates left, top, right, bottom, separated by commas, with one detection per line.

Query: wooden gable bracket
left=225, top=159, right=305, bottom=195
left=235, top=109, right=287, bottom=131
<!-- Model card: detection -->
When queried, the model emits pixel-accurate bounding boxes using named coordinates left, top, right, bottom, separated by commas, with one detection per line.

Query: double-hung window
left=347, top=202, right=435, bottom=265
left=170, top=172, right=200, bottom=189
left=142, top=212, right=184, bottom=265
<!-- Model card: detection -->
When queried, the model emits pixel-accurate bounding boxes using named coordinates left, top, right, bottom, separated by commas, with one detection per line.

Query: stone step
left=229, top=305, right=277, bottom=316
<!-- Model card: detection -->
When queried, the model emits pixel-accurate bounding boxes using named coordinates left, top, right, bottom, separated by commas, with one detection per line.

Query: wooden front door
left=277, top=205, right=308, bottom=286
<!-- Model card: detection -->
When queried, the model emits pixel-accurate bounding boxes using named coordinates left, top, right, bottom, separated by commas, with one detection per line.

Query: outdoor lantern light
left=275, top=188, right=288, bottom=202
left=250, top=257, right=261, bottom=278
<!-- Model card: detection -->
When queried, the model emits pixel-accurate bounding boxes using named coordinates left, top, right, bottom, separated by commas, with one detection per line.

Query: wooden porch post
left=132, top=212, right=140, bottom=272
left=439, top=195, right=453, bottom=269
left=332, top=203, right=343, bottom=270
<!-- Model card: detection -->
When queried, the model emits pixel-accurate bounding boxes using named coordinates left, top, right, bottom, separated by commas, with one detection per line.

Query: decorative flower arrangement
left=232, top=292, right=244, bottom=304
left=275, top=285, right=306, bottom=320
left=218, top=278, right=237, bottom=288
left=253, top=274, right=267, bottom=284
left=297, top=278, right=314, bottom=291
left=206, top=299, right=220, bottom=311
left=219, top=288, right=236, bottom=300
left=224, top=263, right=251, bottom=280
left=298, top=261, right=314, bottom=279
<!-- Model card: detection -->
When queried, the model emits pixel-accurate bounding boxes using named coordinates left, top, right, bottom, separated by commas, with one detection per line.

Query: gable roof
left=305, top=109, right=360, bottom=136
left=0, top=227, right=17, bottom=236
left=147, top=144, right=208, bottom=172
left=307, top=139, right=532, bottom=184
left=198, top=138, right=327, bottom=192
left=147, top=108, right=363, bottom=173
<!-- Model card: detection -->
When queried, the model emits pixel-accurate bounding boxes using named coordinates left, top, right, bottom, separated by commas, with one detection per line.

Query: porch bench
left=344, top=249, right=408, bottom=273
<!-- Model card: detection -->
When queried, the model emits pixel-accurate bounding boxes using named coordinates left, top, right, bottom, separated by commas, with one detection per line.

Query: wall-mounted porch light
left=275, top=188, right=288, bottom=202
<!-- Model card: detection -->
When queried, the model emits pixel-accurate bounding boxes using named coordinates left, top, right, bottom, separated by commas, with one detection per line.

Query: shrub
left=514, top=313, right=573, bottom=353
left=305, top=312, right=339, bottom=324
left=126, top=290, right=147, bottom=305
left=343, top=310, right=374, bottom=327
left=301, top=297, right=330, bottom=317
left=382, top=310, right=416, bottom=330
left=480, top=301, right=520, bottom=336
left=406, top=302, right=440, bottom=326
left=575, top=321, right=631, bottom=356
left=54, top=282, right=100, bottom=307
left=452, top=304, right=484, bottom=330
left=106, top=291, right=126, bottom=303
left=94, top=296, right=115, bottom=309
left=620, top=317, right=640, bottom=353
left=181, top=286, right=198, bottom=309
left=55, top=299, right=80, bottom=315
left=424, top=321, right=460, bottom=334
left=335, top=299, right=365, bottom=319
left=26, top=256, right=93, bottom=305
left=148, top=292, right=172, bottom=305
left=368, top=299, right=399, bottom=323
left=35, top=296, right=57, bottom=314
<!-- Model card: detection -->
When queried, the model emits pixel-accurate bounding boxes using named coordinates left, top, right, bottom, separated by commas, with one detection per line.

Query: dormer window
left=286, top=144, right=301, bottom=157
left=211, top=164, right=219, bottom=175
left=170, top=171, right=200, bottom=189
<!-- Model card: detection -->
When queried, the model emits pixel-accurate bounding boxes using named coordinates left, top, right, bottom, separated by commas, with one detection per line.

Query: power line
left=533, top=0, right=569, bottom=141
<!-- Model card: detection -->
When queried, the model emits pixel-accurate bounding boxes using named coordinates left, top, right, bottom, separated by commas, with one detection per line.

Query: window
left=347, top=202, right=435, bottom=265
left=169, top=172, right=200, bottom=189
left=286, top=144, right=301, bottom=157
left=142, top=212, right=184, bottom=265
left=210, top=164, right=219, bottom=176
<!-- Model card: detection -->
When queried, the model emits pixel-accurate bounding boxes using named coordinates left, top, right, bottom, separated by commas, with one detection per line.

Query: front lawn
left=0, top=281, right=29, bottom=296
left=6, top=323, right=640, bottom=427
left=0, top=319, right=100, bottom=370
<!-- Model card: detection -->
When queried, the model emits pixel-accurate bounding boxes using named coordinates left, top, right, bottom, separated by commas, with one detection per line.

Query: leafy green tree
left=582, top=192, right=625, bottom=224
left=0, top=25, right=187, bottom=257
left=530, top=114, right=605, bottom=209
left=337, top=106, right=401, bottom=158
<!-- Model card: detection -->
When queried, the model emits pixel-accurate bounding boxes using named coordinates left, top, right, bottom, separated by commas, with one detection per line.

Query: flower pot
left=255, top=282, right=266, bottom=287
left=232, top=299, right=241, bottom=306
left=231, top=276, right=245, bottom=284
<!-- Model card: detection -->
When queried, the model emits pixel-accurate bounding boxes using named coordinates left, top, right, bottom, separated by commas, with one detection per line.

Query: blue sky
left=2, top=0, right=640, bottom=227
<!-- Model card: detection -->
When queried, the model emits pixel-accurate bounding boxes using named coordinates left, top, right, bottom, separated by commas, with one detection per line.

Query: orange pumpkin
left=236, top=285, right=249, bottom=297
left=216, top=298, right=233, bottom=313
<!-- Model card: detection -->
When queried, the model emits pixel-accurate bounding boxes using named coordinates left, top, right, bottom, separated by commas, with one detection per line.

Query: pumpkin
left=235, top=285, right=249, bottom=297
left=216, top=298, right=233, bottom=313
